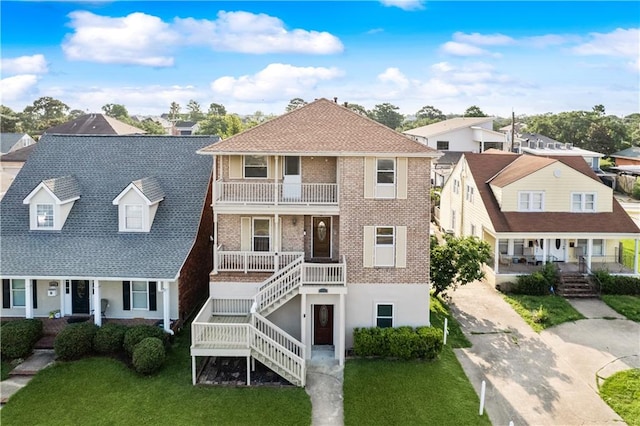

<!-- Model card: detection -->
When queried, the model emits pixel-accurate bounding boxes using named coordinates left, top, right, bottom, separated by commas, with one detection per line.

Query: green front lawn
left=600, top=369, right=640, bottom=426
left=1, top=332, right=311, bottom=425
left=621, top=240, right=640, bottom=271
left=602, top=295, right=640, bottom=322
left=343, top=295, right=488, bottom=425
left=503, top=295, right=585, bottom=332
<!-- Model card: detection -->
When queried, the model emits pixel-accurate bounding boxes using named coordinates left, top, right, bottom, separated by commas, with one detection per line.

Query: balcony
left=215, top=181, right=338, bottom=206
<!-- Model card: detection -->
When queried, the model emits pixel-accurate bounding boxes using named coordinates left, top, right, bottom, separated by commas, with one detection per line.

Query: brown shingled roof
left=465, top=153, right=640, bottom=234
left=198, top=98, right=439, bottom=156
left=489, top=155, right=557, bottom=187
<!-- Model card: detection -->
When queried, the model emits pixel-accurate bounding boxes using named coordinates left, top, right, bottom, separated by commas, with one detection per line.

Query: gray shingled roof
left=0, top=134, right=218, bottom=279
left=131, top=177, right=165, bottom=203
left=44, top=114, right=146, bottom=135
left=42, top=175, right=81, bottom=202
left=1, top=133, right=27, bottom=153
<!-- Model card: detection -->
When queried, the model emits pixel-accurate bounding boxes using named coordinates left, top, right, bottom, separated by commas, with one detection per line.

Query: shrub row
left=0, top=319, right=44, bottom=359
left=594, top=271, right=640, bottom=295
left=353, top=326, right=443, bottom=360
left=54, top=323, right=170, bottom=375
left=509, top=263, right=558, bottom=295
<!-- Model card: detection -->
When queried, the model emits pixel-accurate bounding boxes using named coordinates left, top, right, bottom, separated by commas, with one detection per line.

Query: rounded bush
left=93, top=323, right=127, bottom=354
left=54, top=322, right=99, bottom=361
left=123, top=324, right=168, bottom=355
left=132, top=337, right=166, bottom=375
left=0, top=319, right=43, bottom=359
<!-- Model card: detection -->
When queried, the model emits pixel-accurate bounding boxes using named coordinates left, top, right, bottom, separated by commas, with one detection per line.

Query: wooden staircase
left=557, top=272, right=598, bottom=298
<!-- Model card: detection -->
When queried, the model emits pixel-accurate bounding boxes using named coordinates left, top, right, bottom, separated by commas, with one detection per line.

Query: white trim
left=124, top=204, right=144, bottom=231
left=9, top=278, right=27, bottom=308
left=571, top=192, right=597, bottom=212
left=374, top=226, right=395, bottom=267
left=23, top=182, right=79, bottom=205
left=252, top=217, right=272, bottom=252
left=36, top=203, right=54, bottom=228
left=518, top=191, right=545, bottom=212
left=375, top=158, right=396, bottom=199
left=112, top=182, right=161, bottom=206
left=131, top=280, right=149, bottom=310
left=243, top=155, right=269, bottom=179
left=374, top=302, right=394, bottom=328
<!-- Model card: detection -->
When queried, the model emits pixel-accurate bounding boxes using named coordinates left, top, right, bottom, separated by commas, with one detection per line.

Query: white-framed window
left=452, top=179, right=460, bottom=194
left=498, top=239, right=508, bottom=255
left=513, top=239, right=525, bottom=256
left=376, top=303, right=394, bottom=328
left=124, top=205, right=143, bottom=230
left=244, top=155, right=268, bottom=178
left=436, top=141, right=449, bottom=150
left=375, top=158, right=396, bottom=198
left=253, top=218, right=271, bottom=251
left=10, top=279, right=26, bottom=308
left=572, top=193, right=596, bottom=212
left=470, top=224, right=477, bottom=236
left=36, top=204, right=54, bottom=228
left=518, top=191, right=544, bottom=211
left=576, top=239, right=604, bottom=256
left=450, top=210, right=456, bottom=231
left=375, top=226, right=395, bottom=267
left=465, top=185, right=474, bottom=203
left=131, top=281, right=148, bottom=310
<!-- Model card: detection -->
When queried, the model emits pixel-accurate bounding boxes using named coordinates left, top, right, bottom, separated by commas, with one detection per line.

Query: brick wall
left=301, top=156, right=337, bottom=183
left=178, top=176, right=214, bottom=320
left=339, top=156, right=431, bottom=283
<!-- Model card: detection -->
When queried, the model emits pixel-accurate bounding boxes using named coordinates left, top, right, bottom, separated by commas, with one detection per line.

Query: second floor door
left=283, top=156, right=301, bottom=200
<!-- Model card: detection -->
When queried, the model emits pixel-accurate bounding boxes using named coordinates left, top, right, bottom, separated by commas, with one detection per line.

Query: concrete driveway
left=446, top=280, right=640, bottom=426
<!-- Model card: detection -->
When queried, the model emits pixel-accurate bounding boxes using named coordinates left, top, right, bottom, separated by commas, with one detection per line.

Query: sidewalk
left=305, top=347, right=344, bottom=426
left=447, top=280, right=634, bottom=426
left=0, top=349, right=56, bottom=406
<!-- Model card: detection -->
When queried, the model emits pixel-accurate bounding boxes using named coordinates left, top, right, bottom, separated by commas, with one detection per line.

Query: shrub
left=353, top=326, right=443, bottom=360
left=132, top=337, right=166, bottom=375
left=632, top=179, right=640, bottom=200
left=123, top=325, right=168, bottom=355
left=93, top=323, right=127, bottom=355
left=0, top=319, right=43, bottom=359
left=597, top=270, right=640, bottom=295
left=510, top=263, right=559, bottom=295
left=531, top=305, right=549, bottom=324
left=54, top=322, right=99, bottom=361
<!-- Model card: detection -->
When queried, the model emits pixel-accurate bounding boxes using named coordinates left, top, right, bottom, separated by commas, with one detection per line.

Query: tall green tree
left=138, top=118, right=166, bottom=135
left=68, top=109, right=86, bottom=120
left=0, top=105, right=20, bottom=133
left=207, top=103, right=227, bottom=117
left=430, top=235, right=492, bottom=297
left=343, top=102, right=369, bottom=117
left=21, top=96, right=70, bottom=135
left=463, top=105, right=487, bottom=117
left=169, top=102, right=181, bottom=122
left=369, top=103, right=404, bottom=129
left=197, top=114, right=244, bottom=138
left=416, top=105, right=445, bottom=121
left=186, top=99, right=205, bottom=121
left=285, top=98, right=307, bottom=112
left=102, top=103, right=129, bottom=119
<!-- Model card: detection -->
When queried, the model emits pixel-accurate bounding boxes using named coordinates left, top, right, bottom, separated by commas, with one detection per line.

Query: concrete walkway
left=0, top=349, right=56, bottom=406
left=305, top=347, right=344, bottom=426
left=447, top=280, right=640, bottom=426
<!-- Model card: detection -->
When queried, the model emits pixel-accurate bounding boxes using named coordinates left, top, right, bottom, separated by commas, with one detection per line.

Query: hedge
left=353, top=326, right=443, bottom=360
left=93, top=323, right=127, bottom=354
left=54, top=322, right=99, bottom=361
left=132, top=337, right=166, bottom=375
left=0, top=319, right=43, bottom=359
left=595, top=271, right=640, bottom=295
left=509, top=263, right=558, bottom=295
left=123, top=324, right=169, bottom=355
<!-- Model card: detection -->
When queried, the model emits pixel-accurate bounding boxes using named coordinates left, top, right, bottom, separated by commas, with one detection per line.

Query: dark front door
left=312, top=217, right=331, bottom=258
left=71, top=280, right=90, bottom=314
left=313, top=305, right=334, bottom=345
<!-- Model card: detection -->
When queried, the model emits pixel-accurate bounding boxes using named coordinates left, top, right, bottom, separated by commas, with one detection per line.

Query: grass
left=0, top=331, right=311, bottom=426
left=343, top=295, right=489, bottom=426
left=600, top=369, right=640, bottom=426
left=1, top=359, right=13, bottom=381
left=502, top=295, right=585, bottom=332
left=602, top=295, right=640, bottom=322
left=621, top=240, right=640, bottom=271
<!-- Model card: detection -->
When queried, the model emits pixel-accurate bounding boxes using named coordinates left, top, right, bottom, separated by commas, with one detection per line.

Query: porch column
left=274, top=156, right=279, bottom=205
left=587, top=238, right=593, bottom=271
left=274, top=213, right=280, bottom=271
left=213, top=212, right=218, bottom=274
left=59, top=280, right=65, bottom=317
left=339, top=293, right=346, bottom=366
left=542, top=239, right=548, bottom=264
left=162, top=281, right=172, bottom=334
left=212, top=155, right=217, bottom=203
left=300, top=293, right=307, bottom=360
left=25, top=278, right=34, bottom=319
left=634, top=239, right=639, bottom=275
left=93, top=280, right=102, bottom=326
left=494, top=239, right=500, bottom=274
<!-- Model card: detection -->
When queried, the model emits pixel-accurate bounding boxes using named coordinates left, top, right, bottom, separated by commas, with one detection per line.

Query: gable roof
left=0, top=144, right=37, bottom=163
left=198, top=98, right=439, bottom=157
left=24, top=175, right=81, bottom=203
left=113, top=177, right=165, bottom=205
left=489, top=155, right=557, bottom=187
left=610, top=146, right=640, bottom=160
left=403, top=117, right=494, bottom=139
left=464, top=153, right=639, bottom=234
left=175, top=121, right=198, bottom=128
left=1, top=133, right=31, bottom=153
left=44, top=114, right=146, bottom=135
left=0, top=134, right=217, bottom=279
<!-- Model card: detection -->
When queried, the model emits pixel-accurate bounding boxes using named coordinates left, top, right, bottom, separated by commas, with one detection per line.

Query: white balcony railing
left=217, top=251, right=304, bottom=273
left=215, top=181, right=338, bottom=205
left=301, top=256, right=346, bottom=286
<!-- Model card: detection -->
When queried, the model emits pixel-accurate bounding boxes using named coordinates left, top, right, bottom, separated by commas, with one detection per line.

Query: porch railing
left=301, top=256, right=347, bottom=286
left=215, top=181, right=338, bottom=205
left=217, top=250, right=304, bottom=273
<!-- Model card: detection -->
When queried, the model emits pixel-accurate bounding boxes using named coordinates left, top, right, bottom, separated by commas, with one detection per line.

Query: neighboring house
left=44, top=114, right=146, bottom=135
left=0, top=144, right=37, bottom=200
left=131, top=115, right=173, bottom=134
left=174, top=121, right=199, bottom=135
left=432, top=151, right=464, bottom=188
left=610, top=146, right=640, bottom=167
left=404, top=117, right=507, bottom=187
left=1, top=133, right=36, bottom=155
left=190, top=98, right=441, bottom=386
left=439, top=152, right=640, bottom=287
left=0, top=134, right=220, bottom=334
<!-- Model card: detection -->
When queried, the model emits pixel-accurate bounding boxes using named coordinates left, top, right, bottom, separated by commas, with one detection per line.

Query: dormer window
left=113, top=177, right=164, bottom=233
left=23, top=176, right=80, bottom=231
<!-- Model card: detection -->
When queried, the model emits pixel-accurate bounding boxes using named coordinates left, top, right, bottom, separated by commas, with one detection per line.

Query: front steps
left=557, top=273, right=598, bottom=298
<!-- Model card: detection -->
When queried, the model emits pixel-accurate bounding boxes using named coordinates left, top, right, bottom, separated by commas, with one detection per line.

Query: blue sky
left=1, top=1, right=638, bottom=118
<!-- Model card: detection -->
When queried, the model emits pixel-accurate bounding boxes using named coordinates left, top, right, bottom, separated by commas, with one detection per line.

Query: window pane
left=254, top=236, right=270, bottom=252
left=132, top=293, right=147, bottom=309
left=376, top=227, right=394, bottom=245
left=125, top=205, right=143, bottom=229
left=245, top=155, right=267, bottom=166
left=132, top=281, right=146, bottom=291
left=377, top=159, right=394, bottom=171
left=37, top=204, right=54, bottom=227
left=245, top=156, right=268, bottom=178
left=12, top=279, right=26, bottom=307
left=519, top=193, right=529, bottom=210
left=377, top=304, right=393, bottom=316
left=254, top=219, right=269, bottom=236
left=376, top=318, right=393, bottom=328
left=377, top=171, right=394, bottom=184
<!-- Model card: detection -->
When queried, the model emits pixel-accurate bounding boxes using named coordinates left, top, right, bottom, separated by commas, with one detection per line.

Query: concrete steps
left=558, top=273, right=599, bottom=298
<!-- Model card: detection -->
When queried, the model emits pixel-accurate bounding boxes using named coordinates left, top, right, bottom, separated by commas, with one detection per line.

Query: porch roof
left=466, top=153, right=640, bottom=235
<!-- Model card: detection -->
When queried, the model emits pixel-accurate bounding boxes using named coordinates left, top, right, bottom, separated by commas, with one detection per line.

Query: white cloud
left=0, top=55, right=48, bottom=75
left=431, top=62, right=454, bottom=73
left=378, top=68, right=410, bottom=89
left=210, top=63, right=344, bottom=102
left=452, top=32, right=514, bottom=46
left=440, top=41, right=493, bottom=57
left=175, top=11, right=343, bottom=54
left=523, top=34, right=578, bottom=48
left=0, top=75, right=39, bottom=102
left=573, top=28, right=639, bottom=58
left=62, top=11, right=178, bottom=66
left=379, top=0, right=425, bottom=11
